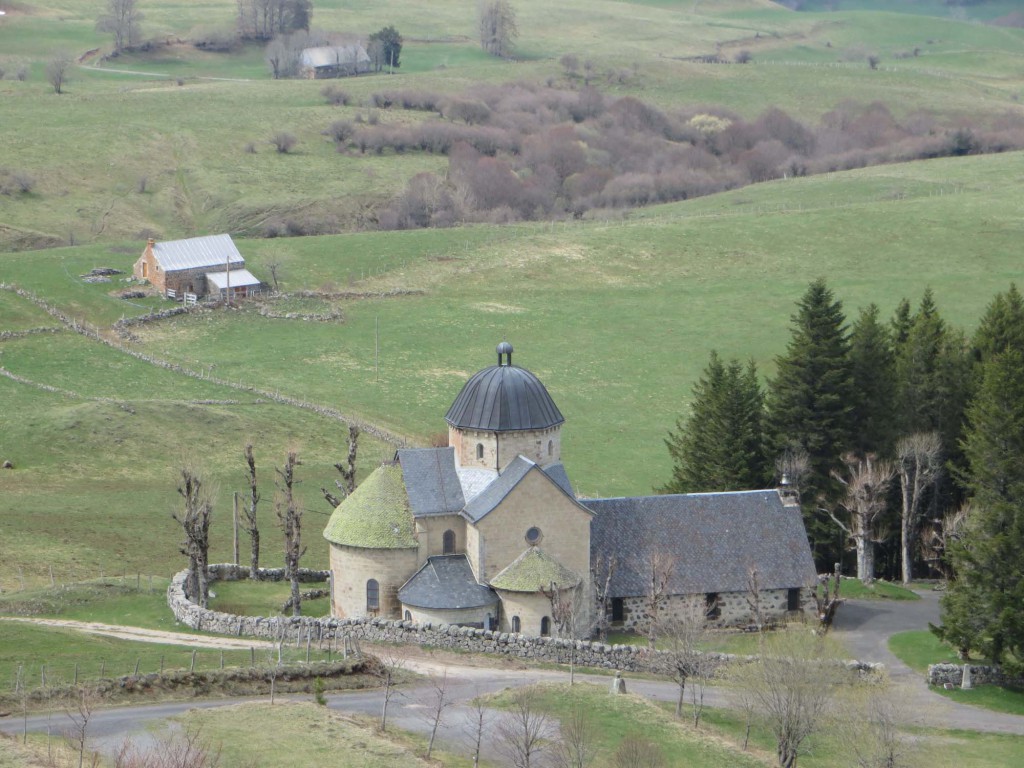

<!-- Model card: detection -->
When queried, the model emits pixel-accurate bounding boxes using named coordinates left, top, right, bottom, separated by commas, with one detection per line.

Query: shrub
left=269, top=132, right=298, bottom=153
left=325, top=120, right=354, bottom=144
left=321, top=85, right=350, bottom=106
left=735, top=50, right=752, bottom=64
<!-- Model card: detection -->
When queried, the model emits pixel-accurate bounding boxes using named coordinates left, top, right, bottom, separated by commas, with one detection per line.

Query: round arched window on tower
left=525, top=526, right=542, bottom=545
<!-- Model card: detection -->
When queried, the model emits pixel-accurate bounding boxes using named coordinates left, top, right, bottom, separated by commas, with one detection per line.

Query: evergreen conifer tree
left=972, top=283, right=1024, bottom=364
left=849, top=304, right=897, bottom=457
left=767, top=279, right=854, bottom=566
left=662, top=352, right=767, bottom=494
left=936, top=349, right=1024, bottom=663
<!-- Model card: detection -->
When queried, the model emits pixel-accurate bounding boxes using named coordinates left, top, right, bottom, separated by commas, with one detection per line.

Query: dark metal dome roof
left=445, top=347, right=564, bottom=432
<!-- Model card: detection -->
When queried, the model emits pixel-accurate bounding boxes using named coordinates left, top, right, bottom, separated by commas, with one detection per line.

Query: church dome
left=445, top=343, right=564, bottom=432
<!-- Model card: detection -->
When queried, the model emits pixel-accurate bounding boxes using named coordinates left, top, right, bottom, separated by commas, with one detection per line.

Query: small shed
left=206, top=268, right=263, bottom=299
left=133, top=234, right=256, bottom=299
left=300, top=45, right=371, bottom=79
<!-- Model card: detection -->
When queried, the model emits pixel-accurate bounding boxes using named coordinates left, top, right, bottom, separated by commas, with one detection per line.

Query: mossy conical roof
left=489, top=547, right=580, bottom=593
left=323, top=463, right=418, bottom=549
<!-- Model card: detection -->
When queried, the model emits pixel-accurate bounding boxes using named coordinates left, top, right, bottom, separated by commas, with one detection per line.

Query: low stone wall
left=169, top=567, right=880, bottom=679
left=928, top=663, right=1024, bottom=689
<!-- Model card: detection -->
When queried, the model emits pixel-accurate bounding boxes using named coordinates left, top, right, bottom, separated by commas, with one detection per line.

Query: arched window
left=476, top=443, right=484, bottom=460
left=366, top=579, right=380, bottom=612
left=512, top=616, right=521, bottom=633
left=548, top=440, right=553, bottom=457
left=540, top=616, right=551, bottom=637
left=405, top=610, right=412, bottom=621
left=443, top=529, right=456, bottom=555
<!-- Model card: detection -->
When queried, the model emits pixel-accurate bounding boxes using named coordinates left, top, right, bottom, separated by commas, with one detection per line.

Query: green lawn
left=209, top=579, right=330, bottom=617
left=889, top=630, right=988, bottom=673
left=839, top=577, right=920, bottom=601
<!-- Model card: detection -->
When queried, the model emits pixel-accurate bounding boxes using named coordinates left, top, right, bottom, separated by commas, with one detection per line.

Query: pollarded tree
left=937, top=349, right=1024, bottom=663
left=828, top=453, right=895, bottom=584
left=897, top=431, right=942, bottom=585
left=848, top=304, right=897, bottom=458
left=767, top=278, right=855, bottom=567
left=275, top=450, right=305, bottom=616
left=662, top=352, right=767, bottom=494
left=478, top=0, right=518, bottom=58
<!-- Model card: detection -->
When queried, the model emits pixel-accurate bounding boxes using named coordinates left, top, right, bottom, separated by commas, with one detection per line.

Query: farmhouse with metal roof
left=133, top=234, right=263, bottom=300
left=323, top=343, right=816, bottom=637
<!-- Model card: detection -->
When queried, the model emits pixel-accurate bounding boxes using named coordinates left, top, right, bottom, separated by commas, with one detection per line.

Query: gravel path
left=0, top=617, right=275, bottom=650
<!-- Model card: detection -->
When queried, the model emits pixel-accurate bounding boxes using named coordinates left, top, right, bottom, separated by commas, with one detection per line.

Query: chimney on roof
left=778, top=473, right=800, bottom=507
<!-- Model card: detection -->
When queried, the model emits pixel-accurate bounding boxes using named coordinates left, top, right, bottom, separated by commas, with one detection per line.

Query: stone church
left=323, top=343, right=816, bottom=636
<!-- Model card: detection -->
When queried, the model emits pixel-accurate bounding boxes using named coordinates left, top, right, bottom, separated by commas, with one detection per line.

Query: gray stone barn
left=587, top=490, right=817, bottom=630
left=300, top=45, right=371, bottom=79
left=133, top=234, right=262, bottom=300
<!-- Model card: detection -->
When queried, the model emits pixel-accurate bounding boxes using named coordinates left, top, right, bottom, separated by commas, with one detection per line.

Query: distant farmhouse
left=133, top=234, right=263, bottom=301
left=323, top=343, right=817, bottom=637
left=300, top=45, right=371, bottom=79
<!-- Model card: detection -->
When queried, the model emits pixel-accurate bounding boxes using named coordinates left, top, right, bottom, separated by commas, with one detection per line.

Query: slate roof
left=397, top=448, right=465, bottom=517
left=398, top=555, right=498, bottom=610
left=456, top=467, right=498, bottom=503
left=490, top=547, right=581, bottom=592
left=322, top=463, right=418, bottom=549
left=152, top=234, right=243, bottom=272
left=445, top=363, right=564, bottom=432
left=462, top=456, right=536, bottom=523
left=586, top=490, right=816, bottom=597
left=205, top=269, right=261, bottom=290
left=543, top=463, right=574, bottom=497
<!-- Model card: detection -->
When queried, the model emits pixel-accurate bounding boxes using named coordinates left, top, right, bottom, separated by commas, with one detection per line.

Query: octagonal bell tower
left=445, top=343, right=564, bottom=472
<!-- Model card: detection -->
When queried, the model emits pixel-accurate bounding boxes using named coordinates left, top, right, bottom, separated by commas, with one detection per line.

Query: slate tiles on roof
left=586, top=490, right=816, bottom=597
left=397, top=448, right=465, bottom=517
left=322, top=463, right=417, bottom=549
left=153, top=234, right=244, bottom=272
left=543, top=463, right=574, bottom=497
left=462, top=456, right=536, bottom=522
left=398, top=555, right=498, bottom=610
left=456, top=467, right=498, bottom=503
left=445, top=365, right=564, bottom=432
left=490, top=547, right=581, bottom=592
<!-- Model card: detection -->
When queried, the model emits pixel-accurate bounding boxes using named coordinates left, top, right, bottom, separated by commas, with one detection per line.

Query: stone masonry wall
left=620, top=588, right=810, bottom=632
left=927, top=663, right=1024, bottom=689
left=170, top=566, right=879, bottom=679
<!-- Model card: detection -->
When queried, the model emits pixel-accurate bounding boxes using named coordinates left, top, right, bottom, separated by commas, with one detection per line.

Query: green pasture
left=209, top=579, right=330, bottom=616
left=838, top=577, right=920, bottom=600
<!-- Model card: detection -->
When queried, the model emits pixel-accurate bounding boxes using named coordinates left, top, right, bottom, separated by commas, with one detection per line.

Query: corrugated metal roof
left=445, top=363, right=564, bottom=432
left=206, top=269, right=261, bottom=290
left=153, top=234, right=243, bottom=272
left=301, top=45, right=370, bottom=69
left=587, top=490, right=817, bottom=597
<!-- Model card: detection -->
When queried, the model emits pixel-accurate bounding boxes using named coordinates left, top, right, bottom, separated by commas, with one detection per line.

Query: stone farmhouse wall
left=619, top=588, right=810, bottom=632
left=928, top=663, right=1024, bottom=689
left=170, top=566, right=877, bottom=679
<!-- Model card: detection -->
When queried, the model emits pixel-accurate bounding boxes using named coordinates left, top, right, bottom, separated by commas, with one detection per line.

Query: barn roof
left=586, top=490, right=816, bottom=597
left=152, top=234, right=243, bottom=272
left=301, top=45, right=370, bottom=69
left=398, top=555, right=498, bottom=610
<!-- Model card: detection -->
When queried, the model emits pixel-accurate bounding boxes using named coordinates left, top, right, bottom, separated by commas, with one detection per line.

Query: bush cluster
left=324, top=83, right=1024, bottom=231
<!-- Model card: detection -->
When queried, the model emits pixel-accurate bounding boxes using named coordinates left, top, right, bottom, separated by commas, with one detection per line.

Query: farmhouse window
left=366, top=579, right=380, bottom=612
left=540, top=616, right=551, bottom=636
left=443, top=529, right=456, bottom=555
left=512, top=616, right=521, bottom=633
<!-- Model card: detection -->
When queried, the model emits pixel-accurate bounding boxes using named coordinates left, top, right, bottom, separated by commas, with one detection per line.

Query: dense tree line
left=326, top=83, right=1024, bottom=230
left=662, top=281, right=1024, bottom=660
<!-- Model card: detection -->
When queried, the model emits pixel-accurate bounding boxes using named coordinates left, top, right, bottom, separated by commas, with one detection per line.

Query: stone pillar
left=961, top=664, right=973, bottom=690
left=609, top=670, right=626, bottom=695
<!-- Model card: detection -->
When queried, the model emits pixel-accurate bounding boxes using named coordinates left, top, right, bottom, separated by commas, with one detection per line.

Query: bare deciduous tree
left=96, top=0, right=143, bottom=52
left=496, top=687, right=554, bottom=768
left=541, top=581, right=589, bottom=685
left=478, top=0, right=518, bottom=58
left=591, top=552, right=617, bottom=641
left=114, top=727, right=222, bottom=768
left=828, top=453, right=895, bottom=584
left=836, top=682, right=917, bottom=768
left=65, top=687, right=98, bottom=768
left=810, top=564, right=843, bottom=633
left=745, top=631, right=844, bottom=768
left=776, top=447, right=810, bottom=502
left=897, top=432, right=941, bottom=584
left=420, top=668, right=453, bottom=760
left=46, top=51, right=73, bottom=95
left=323, top=426, right=359, bottom=508
left=745, top=565, right=766, bottom=632
left=612, top=735, right=665, bottom=768
left=464, top=689, right=493, bottom=766
left=376, top=645, right=406, bottom=732
left=552, top=703, right=597, bottom=768
left=644, top=548, right=676, bottom=648
left=275, top=450, right=305, bottom=616
left=657, top=597, right=711, bottom=723
left=173, top=467, right=213, bottom=607
left=242, top=444, right=261, bottom=580
left=269, top=131, right=298, bottom=154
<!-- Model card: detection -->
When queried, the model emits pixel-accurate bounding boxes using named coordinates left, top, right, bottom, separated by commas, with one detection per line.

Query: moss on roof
left=489, top=547, right=580, bottom=593
left=323, top=463, right=418, bottom=549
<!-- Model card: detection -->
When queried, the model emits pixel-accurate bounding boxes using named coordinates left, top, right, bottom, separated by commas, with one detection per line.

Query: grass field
left=838, top=577, right=920, bottom=600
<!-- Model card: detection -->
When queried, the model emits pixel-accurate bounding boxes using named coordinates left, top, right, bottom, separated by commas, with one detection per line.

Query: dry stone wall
left=928, top=663, right=1024, bottom=689
left=170, top=566, right=879, bottom=679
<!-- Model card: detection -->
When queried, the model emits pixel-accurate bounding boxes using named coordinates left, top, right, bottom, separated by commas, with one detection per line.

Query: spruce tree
left=662, top=352, right=768, bottom=494
left=767, top=278, right=854, bottom=566
left=849, top=303, right=897, bottom=457
left=972, top=283, right=1024, bottom=364
left=937, top=349, right=1024, bottom=663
